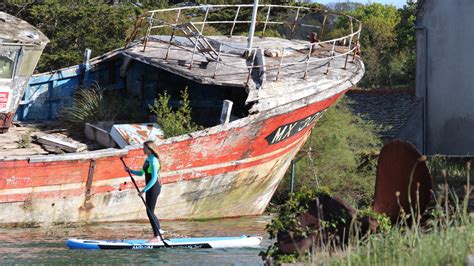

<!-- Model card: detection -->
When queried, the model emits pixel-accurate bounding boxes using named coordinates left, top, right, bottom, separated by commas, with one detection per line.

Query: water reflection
left=0, top=215, right=271, bottom=265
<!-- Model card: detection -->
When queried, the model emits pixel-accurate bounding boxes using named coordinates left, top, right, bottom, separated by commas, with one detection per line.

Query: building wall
left=416, top=0, right=474, bottom=155
left=396, top=101, right=423, bottom=152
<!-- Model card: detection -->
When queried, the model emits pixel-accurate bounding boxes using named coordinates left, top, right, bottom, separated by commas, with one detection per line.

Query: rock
left=277, top=195, right=357, bottom=254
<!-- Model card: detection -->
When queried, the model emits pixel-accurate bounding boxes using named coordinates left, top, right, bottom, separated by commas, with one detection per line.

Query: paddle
left=120, top=157, right=169, bottom=247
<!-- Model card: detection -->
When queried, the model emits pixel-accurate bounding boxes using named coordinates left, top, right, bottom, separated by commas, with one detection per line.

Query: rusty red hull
left=0, top=112, right=13, bottom=133
left=0, top=91, right=344, bottom=226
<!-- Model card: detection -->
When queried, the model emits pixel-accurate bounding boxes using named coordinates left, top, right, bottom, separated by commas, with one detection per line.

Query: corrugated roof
left=346, top=88, right=421, bottom=139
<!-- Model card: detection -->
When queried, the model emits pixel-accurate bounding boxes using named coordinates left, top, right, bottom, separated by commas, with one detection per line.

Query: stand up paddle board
left=67, top=235, right=262, bottom=249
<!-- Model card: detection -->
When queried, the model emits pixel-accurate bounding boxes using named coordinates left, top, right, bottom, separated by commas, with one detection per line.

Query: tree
left=24, top=1, right=141, bottom=72
left=390, top=1, right=417, bottom=87
left=326, top=2, right=417, bottom=88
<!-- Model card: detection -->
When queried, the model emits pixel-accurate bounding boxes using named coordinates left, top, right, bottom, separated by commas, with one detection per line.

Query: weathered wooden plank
left=37, top=134, right=87, bottom=153
left=0, top=148, right=47, bottom=155
left=28, top=148, right=128, bottom=163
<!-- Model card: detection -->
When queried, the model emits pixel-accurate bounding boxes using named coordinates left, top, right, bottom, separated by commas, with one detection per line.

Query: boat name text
left=265, top=110, right=325, bottom=145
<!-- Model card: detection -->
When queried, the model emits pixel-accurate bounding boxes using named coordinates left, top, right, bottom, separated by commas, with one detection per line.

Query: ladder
left=177, top=22, right=220, bottom=62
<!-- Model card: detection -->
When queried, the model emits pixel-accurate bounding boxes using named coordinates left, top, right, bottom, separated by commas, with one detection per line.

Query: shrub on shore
left=272, top=97, right=381, bottom=208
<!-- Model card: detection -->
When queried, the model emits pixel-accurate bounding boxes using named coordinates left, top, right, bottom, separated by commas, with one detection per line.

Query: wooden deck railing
left=129, top=4, right=362, bottom=81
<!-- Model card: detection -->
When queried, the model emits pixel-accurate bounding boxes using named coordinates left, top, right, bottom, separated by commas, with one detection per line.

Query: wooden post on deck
left=81, top=48, right=91, bottom=86
left=220, top=100, right=233, bottom=124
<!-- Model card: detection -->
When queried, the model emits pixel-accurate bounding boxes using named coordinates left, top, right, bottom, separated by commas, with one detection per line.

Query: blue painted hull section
left=16, top=51, right=125, bottom=122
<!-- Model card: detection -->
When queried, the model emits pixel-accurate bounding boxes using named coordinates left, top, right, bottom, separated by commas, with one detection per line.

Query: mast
left=247, top=0, right=259, bottom=53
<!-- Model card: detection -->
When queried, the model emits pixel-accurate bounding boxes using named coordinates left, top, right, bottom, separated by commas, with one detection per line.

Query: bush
left=149, top=87, right=201, bottom=138
left=272, top=97, right=381, bottom=208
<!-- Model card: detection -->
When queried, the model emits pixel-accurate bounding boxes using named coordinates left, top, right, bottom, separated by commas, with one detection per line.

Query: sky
left=314, top=0, right=410, bottom=8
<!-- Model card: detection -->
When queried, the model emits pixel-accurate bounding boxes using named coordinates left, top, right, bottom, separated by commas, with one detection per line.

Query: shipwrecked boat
left=0, top=4, right=364, bottom=226
left=0, top=12, right=49, bottom=133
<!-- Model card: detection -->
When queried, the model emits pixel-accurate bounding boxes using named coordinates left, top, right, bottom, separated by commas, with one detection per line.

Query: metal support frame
left=165, top=28, right=175, bottom=60
left=325, top=41, right=336, bottom=75
left=289, top=7, right=301, bottom=40
left=80, top=159, right=96, bottom=210
left=134, top=5, right=363, bottom=83
left=142, top=13, right=155, bottom=52
left=213, top=44, right=222, bottom=78
left=175, top=9, right=181, bottom=24
left=247, top=0, right=259, bottom=53
left=275, top=47, right=285, bottom=81
left=200, top=7, right=210, bottom=34
left=261, top=6, right=271, bottom=37
left=320, top=11, right=328, bottom=39
left=246, top=49, right=258, bottom=84
left=229, top=6, right=241, bottom=37
left=344, top=18, right=354, bottom=70
left=303, top=43, right=313, bottom=79
left=352, top=28, right=362, bottom=61
left=189, top=37, right=198, bottom=69
left=290, top=160, right=295, bottom=193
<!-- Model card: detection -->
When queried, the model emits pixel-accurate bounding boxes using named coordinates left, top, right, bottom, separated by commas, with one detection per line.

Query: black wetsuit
left=143, top=160, right=161, bottom=236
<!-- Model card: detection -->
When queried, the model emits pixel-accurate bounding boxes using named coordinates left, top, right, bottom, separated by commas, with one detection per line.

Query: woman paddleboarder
left=124, top=140, right=163, bottom=243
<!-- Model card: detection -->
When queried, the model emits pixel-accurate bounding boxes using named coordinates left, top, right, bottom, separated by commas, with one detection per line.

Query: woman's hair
left=144, top=140, right=160, bottom=160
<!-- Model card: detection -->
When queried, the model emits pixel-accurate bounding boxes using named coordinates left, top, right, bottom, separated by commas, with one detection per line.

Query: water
left=0, top=216, right=272, bottom=265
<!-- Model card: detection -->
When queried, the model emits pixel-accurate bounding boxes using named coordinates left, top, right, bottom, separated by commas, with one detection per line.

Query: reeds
left=263, top=159, right=473, bottom=265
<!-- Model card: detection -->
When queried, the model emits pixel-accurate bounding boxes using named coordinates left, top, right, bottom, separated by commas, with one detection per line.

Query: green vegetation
left=327, top=188, right=472, bottom=265
left=1, top=1, right=167, bottom=72
left=3, top=1, right=143, bottom=72
left=267, top=187, right=333, bottom=241
left=17, top=131, right=32, bottom=149
left=261, top=187, right=339, bottom=264
left=357, top=208, right=391, bottom=233
left=149, top=87, right=200, bottom=137
left=273, top=98, right=381, bottom=208
left=326, top=2, right=417, bottom=88
left=60, top=84, right=142, bottom=130
left=263, top=162, right=473, bottom=265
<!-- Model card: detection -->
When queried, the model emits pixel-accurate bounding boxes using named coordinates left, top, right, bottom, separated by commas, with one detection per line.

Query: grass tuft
left=60, top=83, right=142, bottom=130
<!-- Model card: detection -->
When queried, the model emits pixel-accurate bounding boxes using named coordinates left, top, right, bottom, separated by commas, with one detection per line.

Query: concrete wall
left=416, top=0, right=474, bottom=155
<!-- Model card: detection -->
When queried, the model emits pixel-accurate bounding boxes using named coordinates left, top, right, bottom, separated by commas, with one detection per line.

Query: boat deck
left=0, top=123, right=96, bottom=159
left=124, top=36, right=360, bottom=88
